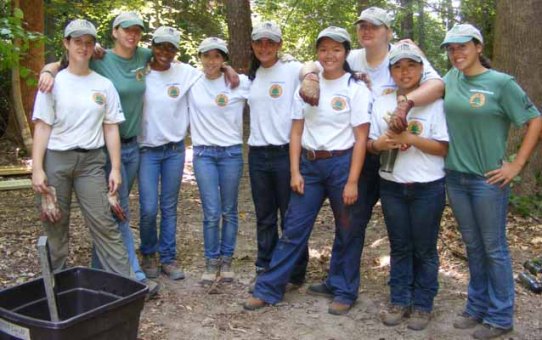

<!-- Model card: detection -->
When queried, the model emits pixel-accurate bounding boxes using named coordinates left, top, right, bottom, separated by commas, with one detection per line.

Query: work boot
left=407, top=309, right=431, bottom=330
left=381, top=304, right=410, bottom=326
left=220, top=256, right=235, bottom=282
left=453, top=312, right=482, bottom=329
left=161, top=261, right=185, bottom=280
left=201, top=258, right=220, bottom=284
left=247, top=267, right=265, bottom=293
left=328, top=299, right=352, bottom=316
left=142, top=279, right=160, bottom=300
left=243, top=296, right=268, bottom=311
left=142, top=253, right=159, bottom=278
left=472, top=324, right=513, bottom=339
left=307, top=283, right=334, bottom=298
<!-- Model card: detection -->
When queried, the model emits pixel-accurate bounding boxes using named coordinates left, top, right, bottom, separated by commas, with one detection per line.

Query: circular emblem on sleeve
left=92, top=92, right=105, bottom=106
left=215, top=93, right=229, bottom=107
left=407, top=120, right=423, bottom=135
left=269, top=84, right=283, bottom=98
left=469, top=93, right=485, bottom=108
left=331, top=96, right=347, bottom=111
left=167, top=86, right=180, bottom=98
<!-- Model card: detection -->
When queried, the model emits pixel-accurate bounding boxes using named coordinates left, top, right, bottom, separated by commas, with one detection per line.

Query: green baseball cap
left=440, top=24, right=483, bottom=48
left=112, top=12, right=144, bottom=30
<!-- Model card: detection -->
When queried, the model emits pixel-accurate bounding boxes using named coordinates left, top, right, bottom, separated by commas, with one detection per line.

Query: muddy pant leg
left=75, top=150, right=134, bottom=278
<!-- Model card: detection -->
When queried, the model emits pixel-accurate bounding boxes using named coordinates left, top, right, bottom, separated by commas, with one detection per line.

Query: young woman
left=246, top=21, right=308, bottom=288
left=368, top=43, right=448, bottom=330
left=441, top=24, right=541, bottom=339
left=39, top=12, right=155, bottom=291
left=31, top=19, right=132, bottom=278
left=244, top=26, right=371, bottom=315
left=188, top=37, right=250, bottom=283
left=137, top=26, right=201, bottom=281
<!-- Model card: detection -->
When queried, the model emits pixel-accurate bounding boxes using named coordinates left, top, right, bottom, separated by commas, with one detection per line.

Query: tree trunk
left=416, top=0, right=424, bottom=49
left=493, top=0, right=542, bottom=195
left=19, top=0, right=44, bottom=130
left=224, top=0, right=252, bottom=74
left=399, top=0, right=414, bottom=39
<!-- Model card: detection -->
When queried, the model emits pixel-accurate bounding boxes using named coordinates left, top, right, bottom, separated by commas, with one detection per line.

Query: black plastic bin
left=0, top=267, right=147, bottom=340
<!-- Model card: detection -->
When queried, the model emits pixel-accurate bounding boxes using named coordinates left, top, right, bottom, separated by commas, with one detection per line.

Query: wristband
left=406, top=99, right=415, bottom=110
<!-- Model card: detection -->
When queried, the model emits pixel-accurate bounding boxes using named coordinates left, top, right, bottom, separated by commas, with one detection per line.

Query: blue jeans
left=254, top=151, right=366, bottom=305
left=92, top=139, right=145, bottom=281
left=138, top=141, right=185, bottom=265
left=249, top=145, right=308, bottom=283
left=193, top=145, right=243, bottom=260
left=446, top=170, right=514, bottom=329
left=380, top=178, right=445, bottom=312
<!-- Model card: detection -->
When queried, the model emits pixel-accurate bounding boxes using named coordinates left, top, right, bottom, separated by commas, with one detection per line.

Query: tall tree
left=493, top=0, right=542, bottom=195
left=224, top=0, right=252, bottom=73
left=398, top=0, right=413, bottom=39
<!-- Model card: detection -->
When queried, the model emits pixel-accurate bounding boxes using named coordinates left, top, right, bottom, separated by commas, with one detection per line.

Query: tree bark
left=493, top=0, right=542, bottom=195
left=399, top=0, right=414, bottom=39
left=224, top=0, right=252, bottom=74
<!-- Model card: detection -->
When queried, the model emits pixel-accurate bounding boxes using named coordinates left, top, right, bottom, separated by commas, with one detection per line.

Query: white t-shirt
left=188, top=74, right=250, bottom=146
left=32, top=69, right=124, bottom=151
left=347, top=46, right=441, bottom=98
left=293, top=73, right=371, bottom=151
left=369, top=91, right=448, bottom=183
left=247, top=60, right=302, bottom=146
left=139, top=63, right=202, bottom=147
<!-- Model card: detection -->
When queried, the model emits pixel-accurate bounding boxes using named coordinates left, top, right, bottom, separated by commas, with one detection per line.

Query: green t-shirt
left=444, top=68, right=540, bottom=176
left=90, top=47, right=152, bottom=138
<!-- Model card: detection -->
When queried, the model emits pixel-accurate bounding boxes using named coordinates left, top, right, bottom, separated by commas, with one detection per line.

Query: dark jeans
left=380, top=178, right=445, bottom=312
left=248, top=145, right=308, bottom=284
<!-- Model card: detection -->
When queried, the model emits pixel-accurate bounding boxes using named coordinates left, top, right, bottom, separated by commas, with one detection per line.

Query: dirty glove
left=299, top=73, right=320, bottom=106
left=107, top=192, right=126, bottom=221
left=40, top=186, right=62, bottom=223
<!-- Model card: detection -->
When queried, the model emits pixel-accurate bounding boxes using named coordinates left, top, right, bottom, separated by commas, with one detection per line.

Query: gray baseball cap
left=389, top=42, right=423, bottom=65
left=112, top=12, right=144, bottom=30
left=441, top=24, right=484, bottom=47
left=199, top=37, right=229, bottom=54
left=355, top=7, right=392, bottom=27
left=251, top=21, right=282, bottom=42
left=317, top=26, right=351, bottom=44
left=64, top=19, right=97, bottom=38
left=152, top=26, right=180, bottom=48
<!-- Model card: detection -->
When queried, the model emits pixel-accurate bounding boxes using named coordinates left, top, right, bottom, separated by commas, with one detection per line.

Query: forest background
left=1, top=0, right=542, bottom=216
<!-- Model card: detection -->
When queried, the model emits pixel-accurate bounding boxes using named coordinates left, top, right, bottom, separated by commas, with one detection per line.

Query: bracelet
left=40, top=70, right=54, bottom=76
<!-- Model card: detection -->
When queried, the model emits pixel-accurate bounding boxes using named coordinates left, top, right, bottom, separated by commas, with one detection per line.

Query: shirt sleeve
left=500, top=78, right=541, bottom=127
left=291, top=85, right=304, bottom=120
left=103, top=81, right=125, bottom=124
left=32, top=90, right=55, bottom=125
left=369, top=98, right=385, bottom=140
left=428, top=99, right=449, bottom=142
left=420, top=56, right=442, bottom=83
left=350, top=82, right=371, bottom=127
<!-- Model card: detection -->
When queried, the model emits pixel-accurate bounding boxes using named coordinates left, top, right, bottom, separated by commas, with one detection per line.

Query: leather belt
left=304, top=148, right=351, bottom=161
left=120, top=136, right=137, bottom=144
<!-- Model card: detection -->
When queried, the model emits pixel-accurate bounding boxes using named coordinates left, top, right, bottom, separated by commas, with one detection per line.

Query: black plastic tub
left=0, top=267, right=147, bottom=340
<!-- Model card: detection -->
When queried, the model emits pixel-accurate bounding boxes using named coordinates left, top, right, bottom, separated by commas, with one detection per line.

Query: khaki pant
left=41, top=149, right=134, bottom=278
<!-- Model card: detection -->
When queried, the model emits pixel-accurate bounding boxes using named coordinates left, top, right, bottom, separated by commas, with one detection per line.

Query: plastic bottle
left=518, top=271, right=542, bottom=294
left=523, top=260, right=542, bottom=275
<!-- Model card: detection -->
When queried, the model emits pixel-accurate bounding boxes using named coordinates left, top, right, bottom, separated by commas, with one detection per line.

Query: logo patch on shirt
left=469, top=93, right=485, bottom=108
left=92, top=92, right=105, bottom=106
left=382, top=88, right=395, bottom=96
left=167, top=86, right=180, bottom=98
left=135, top=68, right=145, bottom=81
left=331, top=96, right=347, bottom=111
left=407, top=120, right=423, bottom=135
left=215, top=93, right=229, bottom=107
left=269, top=84, right=283, bottom=98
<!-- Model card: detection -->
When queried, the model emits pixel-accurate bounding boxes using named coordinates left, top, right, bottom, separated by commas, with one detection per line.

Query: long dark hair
left=248, top=52, right=261, bottom=81
left=316, top=38, right=356, bottom=83
left=473, top=38, right=492, bottom=69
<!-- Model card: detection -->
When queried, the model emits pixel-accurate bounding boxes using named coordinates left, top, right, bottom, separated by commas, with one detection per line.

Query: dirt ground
left=0, top=144, right=541, bottom=340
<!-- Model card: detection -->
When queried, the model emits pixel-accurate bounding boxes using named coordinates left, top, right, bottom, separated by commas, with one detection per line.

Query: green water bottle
left=523, top=259, right=542, bottom=275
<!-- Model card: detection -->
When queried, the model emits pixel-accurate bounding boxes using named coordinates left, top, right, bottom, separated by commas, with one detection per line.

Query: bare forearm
left=513, top=116, right=542, bottom=169
left=407, top=79, right=444, bottom=106
left=289, top=120, right=304, bottom=175
left=103, top=124, right=121, bottom=171
left=32, top=122, right=52, bottom=171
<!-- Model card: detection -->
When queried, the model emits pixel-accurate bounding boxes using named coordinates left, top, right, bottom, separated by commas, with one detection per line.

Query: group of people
left=32, top=6, right=540, bottom=340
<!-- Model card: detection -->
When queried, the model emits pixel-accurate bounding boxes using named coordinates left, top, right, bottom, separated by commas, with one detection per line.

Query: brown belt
left=304, top=148, right=351, bottom=161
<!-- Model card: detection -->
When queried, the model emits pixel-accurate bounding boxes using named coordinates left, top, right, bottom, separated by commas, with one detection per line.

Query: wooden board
left=0, top=165, right=32, bottom=176
left=0, top=179, right=32, bottom=191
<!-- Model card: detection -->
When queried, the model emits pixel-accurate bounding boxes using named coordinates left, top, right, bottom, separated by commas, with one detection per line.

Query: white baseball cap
left=199, top=37, right=229, bottom=54
left=112, top=12, right=144, bottom=30
left=152, top=26, right=180, bottom=48
left=64, top=19, right=97, bottom=38
left=389, top=42, right=423, bottom=65
left=251, top=21, right=282, bottom=42
left=441, top=24, right=484, bottom=47
left=317, top=26, right=351, bottom=44
left=355, top=7, right=392, bottom=27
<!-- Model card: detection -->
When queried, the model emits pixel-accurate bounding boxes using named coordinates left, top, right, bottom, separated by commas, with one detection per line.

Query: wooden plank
left=0, top=165, right=32, bottom=176
left=0, top=179, right=32, bottom=191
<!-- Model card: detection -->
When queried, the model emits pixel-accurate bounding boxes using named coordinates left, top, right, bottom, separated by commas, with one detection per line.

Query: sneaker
left=161, top=261, right=185, bottom=280
left=142, top=279, right=160, bottom=300
left=307, top=283, right=334, bottom=298
left=453, top=312, right=481, bottom=329
left=472, top=324, right=513, bottom=339
left=381, top=304, right=410, bottom=326
left=141, top=253, right=159, bottom=278
left=407, top=309, right=431, bottom=330
left=220, top=256, right=235, bottom=282
left=328, top=299, right=352, bottom=315
left=201, top=258, right=220, bottom=284
left=243, top=296, right=268, bottom=311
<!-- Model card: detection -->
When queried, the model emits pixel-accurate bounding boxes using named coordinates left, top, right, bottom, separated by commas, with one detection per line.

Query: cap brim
left=251, top=33, right=281, bottom=43
left=354, top=17, right=387, bottom=27
left=199, top=46, right=229, bottom=55
left=317, top=34, right=349, bottom=44
left=119, top=20, right=145, bottom=30
left=440, top=36, right=473, bottom=48
left=152, top=38, right=179, bottom=48
left=390, top=54, right=423, bottom=65
left=66, top=30, right=96, bottom=38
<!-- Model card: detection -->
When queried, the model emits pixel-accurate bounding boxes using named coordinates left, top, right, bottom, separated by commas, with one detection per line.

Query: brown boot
left=243, top=296, right=268, bottom=311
